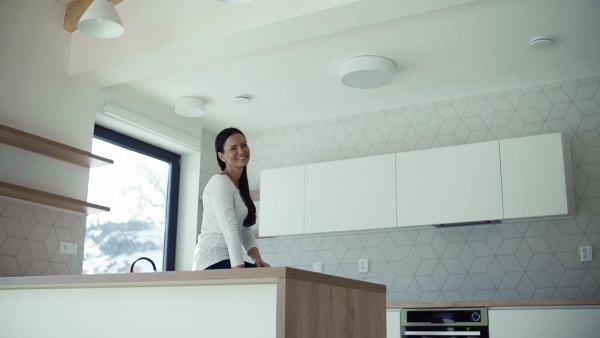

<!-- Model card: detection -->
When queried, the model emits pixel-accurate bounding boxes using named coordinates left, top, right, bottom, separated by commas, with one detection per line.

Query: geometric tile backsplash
left=229, top=74, right=600, bottom=302
left=0, top=198, right=85, bottom=276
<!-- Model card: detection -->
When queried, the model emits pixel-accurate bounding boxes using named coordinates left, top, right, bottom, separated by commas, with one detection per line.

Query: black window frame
left=92, top=125, right=180, bottom=271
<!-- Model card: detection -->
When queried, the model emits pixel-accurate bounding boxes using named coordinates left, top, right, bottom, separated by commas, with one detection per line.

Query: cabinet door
left=387, top=310, right=401, bottom=338
left=489, top=307, right=600, bottom=338
left=259, top=166, right=304, bottom=236
left=500, top=133, right=574, bottom=220
left=305, top=154, right=396, bottom=234
left=396, top=141, right=503, bottom=227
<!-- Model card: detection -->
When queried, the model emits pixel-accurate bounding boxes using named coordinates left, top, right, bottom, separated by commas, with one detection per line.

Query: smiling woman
left=84, top=125, right=181, bottom=274
left=192, top=127, right=268, bottom=270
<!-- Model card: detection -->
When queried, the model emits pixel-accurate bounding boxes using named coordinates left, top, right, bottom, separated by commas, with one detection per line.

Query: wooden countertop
left=0, top=267, right=385, bottom=294
left=387, top=298, right=600, bottom=309
left=4, top=269, right=595, bottom=308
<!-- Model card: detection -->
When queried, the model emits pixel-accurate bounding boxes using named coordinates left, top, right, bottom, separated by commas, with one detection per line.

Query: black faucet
left=130, top=257, right=157, bottom=273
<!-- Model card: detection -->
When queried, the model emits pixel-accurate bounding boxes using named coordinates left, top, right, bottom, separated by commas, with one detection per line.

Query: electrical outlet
left=312, top=262, right=323, bottom=272
left=59, top=241, right=78, bottom=256
left=579, top=246, right=593, bottom=262
left=358, top=259, right=369, bottom=273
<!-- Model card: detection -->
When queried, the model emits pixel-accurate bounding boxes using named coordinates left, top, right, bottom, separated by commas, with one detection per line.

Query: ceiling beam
left=63, top=0, right=124, bottom=33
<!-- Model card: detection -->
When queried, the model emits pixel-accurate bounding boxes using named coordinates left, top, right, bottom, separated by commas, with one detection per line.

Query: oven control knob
left=471, top=312, right=481, bottom=322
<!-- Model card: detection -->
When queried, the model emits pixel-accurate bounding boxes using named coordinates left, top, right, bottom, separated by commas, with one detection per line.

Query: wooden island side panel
left=278, top=277, right=386, bottom=338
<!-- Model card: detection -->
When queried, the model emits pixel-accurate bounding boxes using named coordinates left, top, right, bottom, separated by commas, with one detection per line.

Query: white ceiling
left=68, top=0, right=600, bottom=133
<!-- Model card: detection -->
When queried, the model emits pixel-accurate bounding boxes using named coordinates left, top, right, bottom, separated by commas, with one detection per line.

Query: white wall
left=0, top=0, right=204, bottom=273
left=175, top=152, right=201, bottom=270
left=0, top=0, right=101, bottom=200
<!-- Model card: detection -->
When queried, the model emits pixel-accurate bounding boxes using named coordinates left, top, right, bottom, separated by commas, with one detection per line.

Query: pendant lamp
left=78, top=0, right=124, bottom=39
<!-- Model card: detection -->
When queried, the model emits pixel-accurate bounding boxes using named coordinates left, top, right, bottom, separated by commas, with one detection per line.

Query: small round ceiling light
left=175, top=96, right=206, bottom=117
left=233, top=95, right=251, bottom=104
left=530, top=36, right=553, bottom=50
left=340, top=55, right=396, bottom=89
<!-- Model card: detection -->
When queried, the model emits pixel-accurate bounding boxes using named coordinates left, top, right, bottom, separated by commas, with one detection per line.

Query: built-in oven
left=401, top=307, right=488, bottom=338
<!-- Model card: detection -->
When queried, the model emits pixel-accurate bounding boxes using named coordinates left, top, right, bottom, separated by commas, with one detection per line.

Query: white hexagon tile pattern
left=0, top=198, right=85, bottom=276
left=238, top=74, right=600, bottom=302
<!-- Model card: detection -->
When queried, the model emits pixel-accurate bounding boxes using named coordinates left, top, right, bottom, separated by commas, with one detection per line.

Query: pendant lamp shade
left=78, top=0, right=124, bottom=39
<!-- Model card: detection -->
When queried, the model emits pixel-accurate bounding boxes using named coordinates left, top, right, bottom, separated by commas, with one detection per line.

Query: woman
left=192, top=127, right=270, bottom=270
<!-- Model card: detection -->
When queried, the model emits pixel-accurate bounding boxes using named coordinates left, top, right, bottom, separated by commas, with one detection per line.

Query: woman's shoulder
left=207, top=174, right=234, bottom=188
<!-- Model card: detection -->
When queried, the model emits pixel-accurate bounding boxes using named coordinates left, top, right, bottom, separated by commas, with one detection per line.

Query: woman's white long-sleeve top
left=192, top=174, right=257, bottom=270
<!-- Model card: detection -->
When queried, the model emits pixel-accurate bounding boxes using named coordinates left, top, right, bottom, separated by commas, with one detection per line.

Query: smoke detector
left=530, top=37, right=553, bottom=50
left=233, top=95, right=251, bottom=104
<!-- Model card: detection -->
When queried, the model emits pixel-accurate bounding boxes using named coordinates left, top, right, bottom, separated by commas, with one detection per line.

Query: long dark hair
left=215, top=127, right=256, bottom=227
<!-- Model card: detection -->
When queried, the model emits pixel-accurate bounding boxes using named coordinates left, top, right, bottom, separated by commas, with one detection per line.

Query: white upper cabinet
left=396, top=141, right=504, bottom=227
left=258, top=133, right=575, bottom=236
left=258, top=165, right=305, bottom=237
left=500, top=132, right=574, bottom=220
left=304, top=154, right=396, bottom=234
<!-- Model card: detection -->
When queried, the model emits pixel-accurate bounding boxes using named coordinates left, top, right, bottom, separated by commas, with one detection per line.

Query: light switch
left=312, top=262, right=323, bottom=272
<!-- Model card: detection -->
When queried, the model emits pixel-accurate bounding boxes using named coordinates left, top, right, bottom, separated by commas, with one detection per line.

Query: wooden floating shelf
left=0, top=124, right=113, bottom=168
left=0, top=181, right=110, bottom=214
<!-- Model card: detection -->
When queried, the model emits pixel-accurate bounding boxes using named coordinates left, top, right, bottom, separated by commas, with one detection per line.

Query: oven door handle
left=403, top=331, right=481, bottom=336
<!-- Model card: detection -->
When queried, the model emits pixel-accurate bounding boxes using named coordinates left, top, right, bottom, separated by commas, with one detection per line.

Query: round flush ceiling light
left=340, top=55, right=397, bottom=89
left=530, top=36, right=553, bottom=49
left=175, top=97, right=206, bottom=117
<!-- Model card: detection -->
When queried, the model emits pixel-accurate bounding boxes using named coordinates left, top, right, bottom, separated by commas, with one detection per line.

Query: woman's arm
left=248, top=247, right=270, bottom=267
left=210, top=176, right=246, bottom=268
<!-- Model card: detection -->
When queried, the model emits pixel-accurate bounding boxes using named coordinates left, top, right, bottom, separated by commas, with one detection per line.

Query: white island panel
left=0, top=284, right=277, bottom=338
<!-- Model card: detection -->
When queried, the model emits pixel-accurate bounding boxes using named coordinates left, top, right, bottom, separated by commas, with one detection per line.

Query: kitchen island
left=0, top=267, right=386, bottom=338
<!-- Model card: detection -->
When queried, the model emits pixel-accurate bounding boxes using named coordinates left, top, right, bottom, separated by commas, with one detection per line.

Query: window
left=84, top=125, right=180, bottom=274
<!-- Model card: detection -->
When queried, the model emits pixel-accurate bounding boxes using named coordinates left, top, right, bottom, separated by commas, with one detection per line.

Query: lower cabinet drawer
left=488, top=306, right=600, bottom=338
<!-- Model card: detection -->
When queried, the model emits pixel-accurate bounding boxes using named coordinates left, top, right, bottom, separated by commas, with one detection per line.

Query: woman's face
left=219, top=133, right=250, bottom=170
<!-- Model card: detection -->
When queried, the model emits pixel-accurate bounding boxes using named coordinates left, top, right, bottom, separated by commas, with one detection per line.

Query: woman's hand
left=254, top=259, right=270, bottom=268
left=248, top=247, right=270, bottom=268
